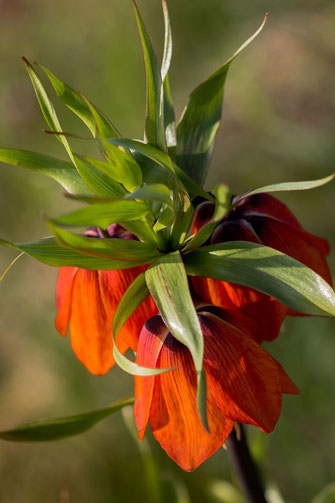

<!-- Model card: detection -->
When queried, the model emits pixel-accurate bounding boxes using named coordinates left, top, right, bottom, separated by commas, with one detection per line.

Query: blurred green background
left=0, top=0, right=334, bottom=502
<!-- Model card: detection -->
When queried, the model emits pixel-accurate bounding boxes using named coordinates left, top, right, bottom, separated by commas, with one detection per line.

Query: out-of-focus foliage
left=0, top=0, right=334, bottom=502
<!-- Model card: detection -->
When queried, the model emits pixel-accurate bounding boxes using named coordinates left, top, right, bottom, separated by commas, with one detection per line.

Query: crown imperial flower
left=0, top=0, right=334, bottom=476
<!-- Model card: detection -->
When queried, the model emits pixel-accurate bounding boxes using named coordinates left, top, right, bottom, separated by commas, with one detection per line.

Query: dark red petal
left=211, top=219, right=262, bottom=245
left=191, top=276, right=287, bottom=344
left=146, top=334, right=234, bottom=471
left=275, top=361, right=299, bottom=394
left=134, top=316, right=169, bottom=440
left=233, top=193, right=302, bottom=228
left=55, top=266, right=157, bottom=375
left=191, top=201, right=215, bottom=234
left=202, top=313, right=284, bottom=433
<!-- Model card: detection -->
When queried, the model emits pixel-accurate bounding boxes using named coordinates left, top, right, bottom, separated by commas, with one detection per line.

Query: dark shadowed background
left=0, top=0, right=334, bottom=502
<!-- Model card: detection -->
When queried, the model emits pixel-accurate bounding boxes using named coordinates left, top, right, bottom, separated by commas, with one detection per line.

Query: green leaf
left=112, top=272, right=173, bottom=376
left=183, top=183, right=230, bottom=252
left=0, top=237, right=148, bottom=270
left=132, top=0, right=167, bottom=152
left=22, top=57, right=72, bottom=159
left=176, top=16, right=267, bottom=186
left=0, top=396, right=134, bottom=442
left=232, top=172, right=335, bottom=205
left=145, top=251, right=208, bottom=428
left=47, top=222, right=159, bottom=262
left=161, top=0, right=176, bottom=155
left=50, top=199, right=152, bottom=229
left=102, top=140, right=142, bottom=192
left=0, top=148, right=91, bottom=195
left=126, top=184, right=173, bottom=207
left=112, top=272, right=150, bottom=337
left=72, top=153, right=127, bottom=198
left=108, top=138, right=214, bottom=201
left=184, top=241, right=335, bottom=317
left=40, top=64, right=119, bottom=138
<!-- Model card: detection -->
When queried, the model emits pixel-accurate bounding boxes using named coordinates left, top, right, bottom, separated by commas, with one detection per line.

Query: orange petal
left=201, top=313, right=283, bottom=433
left=55, top=266, right=157, bottom=375
left=56, top=267, right=77, bottom=310
left=134, top=316, right=169, bottom=440
left=144, top=334, right=234, bottom=471
left=191, top=276, right=287, bottom=343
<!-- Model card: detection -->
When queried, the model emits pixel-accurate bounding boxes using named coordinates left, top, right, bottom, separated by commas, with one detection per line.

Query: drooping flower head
left=1, top=0, right=334, bottom=470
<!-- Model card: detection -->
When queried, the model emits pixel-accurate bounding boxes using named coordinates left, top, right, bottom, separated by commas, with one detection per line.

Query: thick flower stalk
left=0, top=0, right=334, bottom=489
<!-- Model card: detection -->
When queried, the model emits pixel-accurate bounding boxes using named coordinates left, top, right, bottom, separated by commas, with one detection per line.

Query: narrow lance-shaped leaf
left=232, top=172, right=335, bottom=206
left=39, top=63, right=120, bottom=138
left=161, top=0, right=176, bottom=155
left=108, top=137, right=214, bottom=201
left=72, top=153, right=127, bottom=198
left=145, top=251, right=208, bottom=428
left=112, top=273, right=173, bottom=376
left=50, top=199, right=152, bottom=229
left=132, top=0, right=167, bottom=152
left=0, top=396, right=135, bottom=442
left=184, top=241, right=335, bottom=317
left=0, top=148, right=91, bottom=195
left=22, top=57, right=73, bottom=160
left=47, top=222, right=160, bottom=263
left=0, top=237, right=151, bottom=270
left=176, top=15, right=267, bottom=187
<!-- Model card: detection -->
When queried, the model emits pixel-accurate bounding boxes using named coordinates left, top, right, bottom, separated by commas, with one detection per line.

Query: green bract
left=1, top=0, right=334, bottom=431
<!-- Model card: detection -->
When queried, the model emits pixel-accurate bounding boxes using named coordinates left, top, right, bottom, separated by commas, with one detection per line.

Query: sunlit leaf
left=176, top=16, right=267, bottom=186
left=0, top=148, right=91, bottom=195
left=40, top=64, right=120, bottom=138
left=161, top=0, right=176, bottom=155
left=22, top=57, right=72, bottom=159
left=232, top=172, right=335, bottom=206
left=47, top=222, right=159, bottom=262
left=72, top=153, right=127, bottom=198
left=145, top=251, right=208, bottom=428
left=184, top=241, right=335, bottom=316
left=108, top=138, right=213, bottom=201
left=50, top=199, right=152, bottom=229
left=0, top=396, right=135, bottom=442
left=132, top=0, right=167, bottom=152
left=0, top=237, right=148, bottom=270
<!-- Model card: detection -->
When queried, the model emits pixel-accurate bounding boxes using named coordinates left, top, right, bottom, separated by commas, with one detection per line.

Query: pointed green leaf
left=126, top=184, right=173, bottom=207
left=184, top=241, right=335, bottom=317
left=112, top=272, right=150, bottom=337
left=48, top=222, right=159, bottom=262
left=176, top=16, right=267, bottom=186
left=72, top=153, right=127, bottom=198
left=102, top=140, right=142, bottom=192
left=50, top=199, right=152, bottom=228
left=183, top=183, right=230, bottom=252
left=145, top=251, right=208, bottom=428
left=39, top=64, right=119, bottom=138
left=232, top=173, right=335, bottom=206
left=0, top=396, right=134, bottom=442
left=0, top=148, right=91, bottom=195
left=112, top=273, right=174, bottom=376
left=161, top=0, right=176, bottom=155
left=0, top=237, right=150, bottom=270
left=22, top=57, right=72, bottom=159
left=108, top=138, right=214, bottom=201
left=132, top=0, right=167, bottom=152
